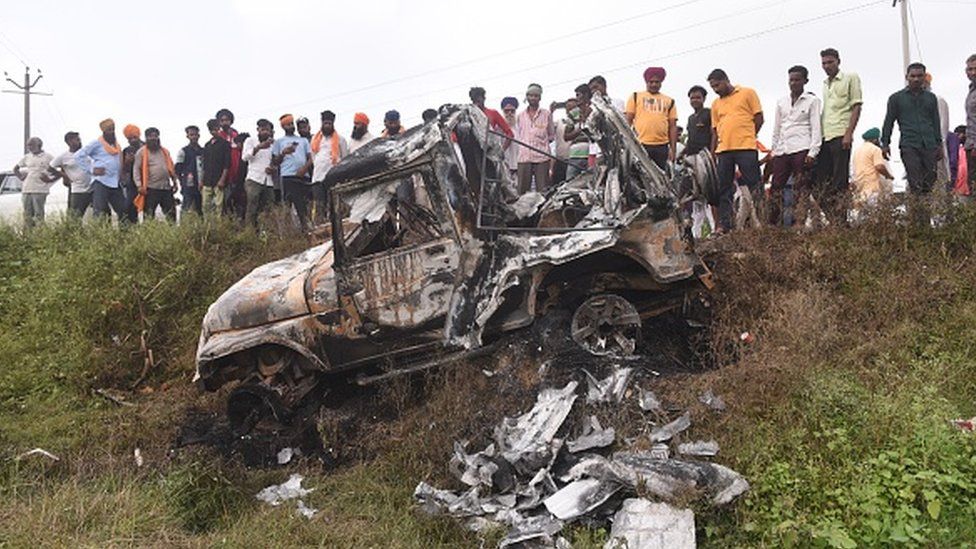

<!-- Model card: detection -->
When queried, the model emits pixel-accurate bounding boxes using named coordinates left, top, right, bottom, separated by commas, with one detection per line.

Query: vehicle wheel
left=226, top=346, right=321, bottom=435
left=227, top=383, right=292, bottom=436
left=570, top=294, right=641, bottom=357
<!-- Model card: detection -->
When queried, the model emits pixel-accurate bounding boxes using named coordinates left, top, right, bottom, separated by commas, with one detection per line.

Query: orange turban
left=354, top=112, right=370, bottom=125
left=99, top=118, right=115, bottom=131
left=279, top=114, right=294, bottom=126
left=123, top=124, right=141, bottom=140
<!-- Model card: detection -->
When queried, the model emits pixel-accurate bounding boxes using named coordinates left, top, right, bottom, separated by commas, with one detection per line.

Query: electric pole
left=3, top=67, right=52, bottom=153
left=894, top=0, right=911, bottom=71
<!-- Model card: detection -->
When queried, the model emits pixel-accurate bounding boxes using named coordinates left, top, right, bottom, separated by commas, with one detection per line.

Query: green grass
left=2, top=207, right=976, bottom=547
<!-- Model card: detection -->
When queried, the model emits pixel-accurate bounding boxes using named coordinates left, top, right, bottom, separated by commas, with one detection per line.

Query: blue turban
left=501, top=97, right=519, bottom=110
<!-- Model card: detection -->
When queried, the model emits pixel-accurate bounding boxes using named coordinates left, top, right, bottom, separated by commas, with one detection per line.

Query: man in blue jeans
left=707, top=69, right=764, bottom=233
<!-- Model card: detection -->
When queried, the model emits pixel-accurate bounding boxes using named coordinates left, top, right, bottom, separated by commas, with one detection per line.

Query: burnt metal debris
left=194, top=95, right=714, bottom=433
left=414, top=376, right=747, bottom=548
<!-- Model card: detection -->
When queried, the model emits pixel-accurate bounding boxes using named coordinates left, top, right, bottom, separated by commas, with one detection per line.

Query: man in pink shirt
left=515, top=83, right=556, bottom=193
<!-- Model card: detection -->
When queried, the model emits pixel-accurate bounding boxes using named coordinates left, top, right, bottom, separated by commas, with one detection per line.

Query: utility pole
left=894, top=0, right=911, bottom=71
left=3, top=67, right=52, bottom=153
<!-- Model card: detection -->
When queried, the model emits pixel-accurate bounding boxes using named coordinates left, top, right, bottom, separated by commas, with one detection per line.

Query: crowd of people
left=10, top=47, right=975, bottom=235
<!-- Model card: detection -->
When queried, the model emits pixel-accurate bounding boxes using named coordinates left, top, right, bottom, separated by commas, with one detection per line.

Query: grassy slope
left=2, top=209, right=976, bottom=547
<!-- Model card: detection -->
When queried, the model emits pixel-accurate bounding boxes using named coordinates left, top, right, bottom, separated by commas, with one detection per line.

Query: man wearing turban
left=625, top=67, right=677, bottom=171
left=120, top=124, right=143, bottom=223
left=310, top=110, right=349, bottom=223
left=852, top=127, right=893, bottom=211
left=500, top=97, right=520, bottom=178
left=349, top=112, right=374, bottom=153
left=381, top=110, right=405, bottom=138
left=74, top=118, right=128, bottom=221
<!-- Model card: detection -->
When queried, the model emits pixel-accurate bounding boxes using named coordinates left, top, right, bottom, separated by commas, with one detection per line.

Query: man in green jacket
left=882, top=62, right=944, bottom=196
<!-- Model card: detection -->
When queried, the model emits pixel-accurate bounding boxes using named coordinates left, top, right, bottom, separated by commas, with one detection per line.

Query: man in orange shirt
left=708, top=69, right=764, bottom=233
left=626, top=66, right=678, bottom=171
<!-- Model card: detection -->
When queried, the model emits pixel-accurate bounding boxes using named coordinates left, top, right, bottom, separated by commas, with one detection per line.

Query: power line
left=0, top=26, right=31, bottom=67
left=548, top=0, right=888, bottom=88
left=393, top=0, right=800, bottom=102
left=340, top=0, right=887, bottom=123
left=274, top=0, right=707, bottom=111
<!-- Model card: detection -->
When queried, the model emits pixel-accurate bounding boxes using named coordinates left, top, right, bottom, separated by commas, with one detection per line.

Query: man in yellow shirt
left=852, top=127, right=893, bottom=210
left=707, top=68, right=764, bottom=233
left=625, top=66, right=677, bottom=171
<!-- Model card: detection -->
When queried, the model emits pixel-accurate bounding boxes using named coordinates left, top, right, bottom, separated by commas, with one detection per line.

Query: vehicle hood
left=200, top=242, right=334, bottom=338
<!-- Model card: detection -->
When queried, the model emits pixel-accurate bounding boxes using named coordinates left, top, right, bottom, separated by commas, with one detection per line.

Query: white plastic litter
left=256, top=473, right=313, bottom=506
left=277, top=447, right=295, bottom=465
left=604, top=499, right=695, bottom=549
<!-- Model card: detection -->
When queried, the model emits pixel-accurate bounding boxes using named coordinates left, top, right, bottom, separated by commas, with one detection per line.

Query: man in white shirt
left=552, top=97, right=577, bottom=186
left=242, top=119, right=276, bottom=228
left=769, top=65, right=823, bottom=226
left=49, top=131, right=92, bottom=217
left=13, top=137, right=55, bottom=228
left=310, top=110, right=349, bottom=223
left=348, top=112, right=374, bottom=153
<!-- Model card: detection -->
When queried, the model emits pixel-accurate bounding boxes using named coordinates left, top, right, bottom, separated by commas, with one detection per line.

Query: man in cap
left=852, top=128, right=893, bottom=212
left=120, top=124, right=143, bottom=223
left=310, top=110, right=349, bottom=223
left=769, top=65, right=822, bottom=226
left=501, top=97, right=520, bottom=179
left=76, top=119, right=127, bottom=221
left=349, top=112, right=374, bottom=152
left=49, top=131, right=92, bottom=217
left=818, top=48, right=863, bottom=223
left=297, top=117, right=313, bottom=140
left=242, top=119, right=276, bottom=227
left=381, top=110, right=405, bottom=138
left=13, top=137, right=54, bottom=228
left=626, top=67, right=678, bottom=170
left=133, top=127, right=180, bottom=222
left=707, top=68, right=764, bottom=233
left=514, top=83, right=555, bottom=194
left=882, top=62, right=943, bottom=204
left=272, top=113, right=313, bottom=230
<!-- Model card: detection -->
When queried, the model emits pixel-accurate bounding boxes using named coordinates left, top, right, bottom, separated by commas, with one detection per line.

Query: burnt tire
left=227, top=383, right=293, bottom=436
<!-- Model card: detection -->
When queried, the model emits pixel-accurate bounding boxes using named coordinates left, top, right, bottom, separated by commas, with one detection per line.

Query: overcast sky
left=0, top=0, right=972, bottom=167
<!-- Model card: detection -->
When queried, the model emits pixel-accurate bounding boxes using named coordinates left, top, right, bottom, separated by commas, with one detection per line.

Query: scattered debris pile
left=414, top=368, right=748, bottom=547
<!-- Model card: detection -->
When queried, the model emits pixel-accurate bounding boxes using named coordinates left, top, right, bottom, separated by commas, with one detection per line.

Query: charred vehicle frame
left=194, top=96, right=713, bottom=431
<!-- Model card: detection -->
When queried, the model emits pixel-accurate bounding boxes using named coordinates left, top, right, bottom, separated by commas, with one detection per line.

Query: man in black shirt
left=121, top=124, right=143, bottom=223
left=683, top=85, right=711, bottom=157
left=201, top=118, right=230, bottom=217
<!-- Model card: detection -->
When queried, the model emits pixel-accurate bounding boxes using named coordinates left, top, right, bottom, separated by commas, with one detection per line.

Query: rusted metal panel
left=346, top=239, right=460, bottom=327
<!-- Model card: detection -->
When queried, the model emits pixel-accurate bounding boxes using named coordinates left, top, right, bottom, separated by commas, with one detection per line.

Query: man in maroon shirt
left=215, top=108, right=244, bottom=218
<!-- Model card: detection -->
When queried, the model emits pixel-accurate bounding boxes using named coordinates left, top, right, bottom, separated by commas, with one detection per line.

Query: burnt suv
left=194, top=97, right=711, bottom=430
